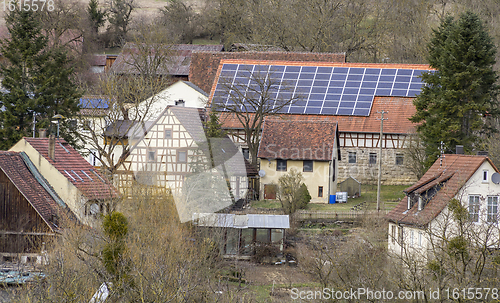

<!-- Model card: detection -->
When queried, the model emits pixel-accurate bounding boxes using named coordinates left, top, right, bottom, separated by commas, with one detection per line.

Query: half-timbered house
left=123, top=106, right=257, bottom=222
left=211, top=60, right=434, bottom=185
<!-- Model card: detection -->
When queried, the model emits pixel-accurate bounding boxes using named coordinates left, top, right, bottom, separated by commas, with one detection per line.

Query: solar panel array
left=79, top=97, right=110, bottom=109
left=213, top=63, right=432, bottom=116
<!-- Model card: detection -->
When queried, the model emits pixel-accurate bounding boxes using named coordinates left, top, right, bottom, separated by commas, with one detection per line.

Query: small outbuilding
left=338, top=176, right=361, bottom=197
left=193, top=213, right=290, bottom=258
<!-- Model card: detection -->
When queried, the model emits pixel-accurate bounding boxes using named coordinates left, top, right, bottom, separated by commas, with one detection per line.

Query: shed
left=338, top=176, right=361, bottom=197
left=193, top=213, right=290, bottom=257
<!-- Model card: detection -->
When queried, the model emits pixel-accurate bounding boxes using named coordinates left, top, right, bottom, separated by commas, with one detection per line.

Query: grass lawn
left=251, top=184, right=407, bottom=212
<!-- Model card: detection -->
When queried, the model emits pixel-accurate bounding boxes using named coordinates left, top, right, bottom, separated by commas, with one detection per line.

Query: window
left=348, top=152, right=356, bottom=164
left=318, top=186, right=323, bottom=197
left=276, top=159, right=287, bottom=171
left=178, top=151, right=187, bottom=163
left=303, top=160, right=313, bottom=172
left=242, top=148, right=250, bottom=160
left=271, top=229, right=283, bottom=242
left=418, top=232, right=422, bottom=247
left=256, top=229, right=269, bottom=243
left=369, top=153, right=377, bottom=164
left=88, top=149, right=101, bottom=166
left=164, top=129, right=172, bottom=139
left=469, top=195, right=480, bottom=222
left=488, top=196, right=498, bottom=223
left=396, top=154, right=404, bottom=165
left=483, top=170, right=489, bottom=182
left=410, top=230, right=414, bottom=247
left=148, top=150, right=156, bottom=162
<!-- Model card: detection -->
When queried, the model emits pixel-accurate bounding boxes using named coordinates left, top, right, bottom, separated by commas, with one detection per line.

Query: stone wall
left=338, top=147, right=417, bottom=185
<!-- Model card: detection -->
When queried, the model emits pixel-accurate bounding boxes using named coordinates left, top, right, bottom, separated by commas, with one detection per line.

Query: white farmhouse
left=387, top=154, right=500, bottom=259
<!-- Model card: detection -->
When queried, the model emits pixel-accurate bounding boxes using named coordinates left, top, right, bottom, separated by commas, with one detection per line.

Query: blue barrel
left=329, top=195, right=336, bottom=204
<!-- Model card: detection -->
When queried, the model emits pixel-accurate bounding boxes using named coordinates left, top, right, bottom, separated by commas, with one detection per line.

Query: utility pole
left=376, top=111, right=388, bottom=211
left=32, top=113, right=36, bottom=138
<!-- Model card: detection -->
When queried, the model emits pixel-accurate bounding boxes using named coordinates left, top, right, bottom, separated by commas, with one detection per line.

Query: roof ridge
left=219, top=59, right=434, bottom=69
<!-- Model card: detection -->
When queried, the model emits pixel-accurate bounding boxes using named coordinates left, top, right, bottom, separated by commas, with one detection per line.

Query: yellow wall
left=259, top=159, right=332, bottom=203
left=10, top=139, right=89, bottom=224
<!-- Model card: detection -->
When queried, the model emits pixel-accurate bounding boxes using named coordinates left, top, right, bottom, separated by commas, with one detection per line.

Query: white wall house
left=129, top=80, right=208, bottom=122
left=387, top=154, right=500, bottom=260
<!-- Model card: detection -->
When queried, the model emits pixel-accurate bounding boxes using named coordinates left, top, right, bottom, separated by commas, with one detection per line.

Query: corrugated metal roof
left=194, top=213, right=289, bottom=229
left=247, top=214, right=290, bottom=229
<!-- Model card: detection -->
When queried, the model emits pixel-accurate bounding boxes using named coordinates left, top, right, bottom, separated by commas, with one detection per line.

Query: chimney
left=48, top=135, right=55, bottom=161
left=39, top=129, right=47, bottom=138
left=418, top=195, right=424, bottom=211
left=456, top=145, right=464, bottom=154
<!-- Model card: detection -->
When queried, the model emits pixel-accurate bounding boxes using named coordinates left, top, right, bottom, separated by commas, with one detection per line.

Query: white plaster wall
left=129, top=81, right=208, bottom=122
left=9, top=139, right=88, bottom=223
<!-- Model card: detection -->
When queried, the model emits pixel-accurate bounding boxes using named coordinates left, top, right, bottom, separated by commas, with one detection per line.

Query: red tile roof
left=0, top=151, right=65, bottom=231
left=23, top=138, right=119, bottom=201
left=258, top=119, right=338, bottom=161
left=219, top=96, right=417, bottom=134
left=189, top=52, right=346, bottom=94
left=386, top=154, right=496, bottom=226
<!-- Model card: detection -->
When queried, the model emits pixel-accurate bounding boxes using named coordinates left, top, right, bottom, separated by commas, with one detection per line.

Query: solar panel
left=213, top=64, right=432, bottom=116
left=79, top=97, right=110, bottom=109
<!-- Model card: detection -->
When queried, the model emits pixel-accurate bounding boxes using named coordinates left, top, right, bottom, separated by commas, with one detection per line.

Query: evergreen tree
left=0, top=9, right=81, bottom=149
left=87, top=0, right=107, bottom=37
left=411, top=11, right=499, bottom=167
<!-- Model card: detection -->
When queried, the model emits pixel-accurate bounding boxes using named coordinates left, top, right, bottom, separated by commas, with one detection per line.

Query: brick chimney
left=48, top=135, right=55, bottom=161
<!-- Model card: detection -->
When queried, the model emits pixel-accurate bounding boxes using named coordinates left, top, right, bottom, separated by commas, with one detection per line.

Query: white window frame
left=469, top=195, right=480, bottom=222
left=487, top=196, right=498, bottom=223
left=483, top=170, right=489, bottom=183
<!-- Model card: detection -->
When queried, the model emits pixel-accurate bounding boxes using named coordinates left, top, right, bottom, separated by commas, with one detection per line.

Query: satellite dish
left=492, top=172, right=500, bottom=184
left=258, top=170, right=266, bottom=177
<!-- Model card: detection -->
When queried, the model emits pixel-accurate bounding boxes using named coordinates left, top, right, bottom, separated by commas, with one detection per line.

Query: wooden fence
left=231, top=209, right=389, bottom=221
left=295, top=210, right=390, bottom=221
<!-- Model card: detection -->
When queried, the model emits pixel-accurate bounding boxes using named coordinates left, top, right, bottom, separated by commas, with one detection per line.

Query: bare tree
left=75, top=74, right=168, bottom=178
left=106, top=0, right=135, bottom=47
left=403, top=132, right=428, bottom=179
left=215, top=68, right=300, bottom=166
left=9, top=185, right=235, bottom=302
left=158, top=0, right=203, bottom=44
left=74, top=22, right=176, bottom=177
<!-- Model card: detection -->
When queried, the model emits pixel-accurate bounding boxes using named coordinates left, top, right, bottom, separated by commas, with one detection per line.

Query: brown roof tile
left=189, top=52, right=346, bottom=94
left=258, top=119, right=338, bottom=161
left=110, top=43, right=224, bottom=76
left=219, top=96, right=417, bottom=135
left=386, top=154, right=496, bottom=226
left=23, top=138, right=120, bottom=201
left=0, top=151, right=68, bottom=231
